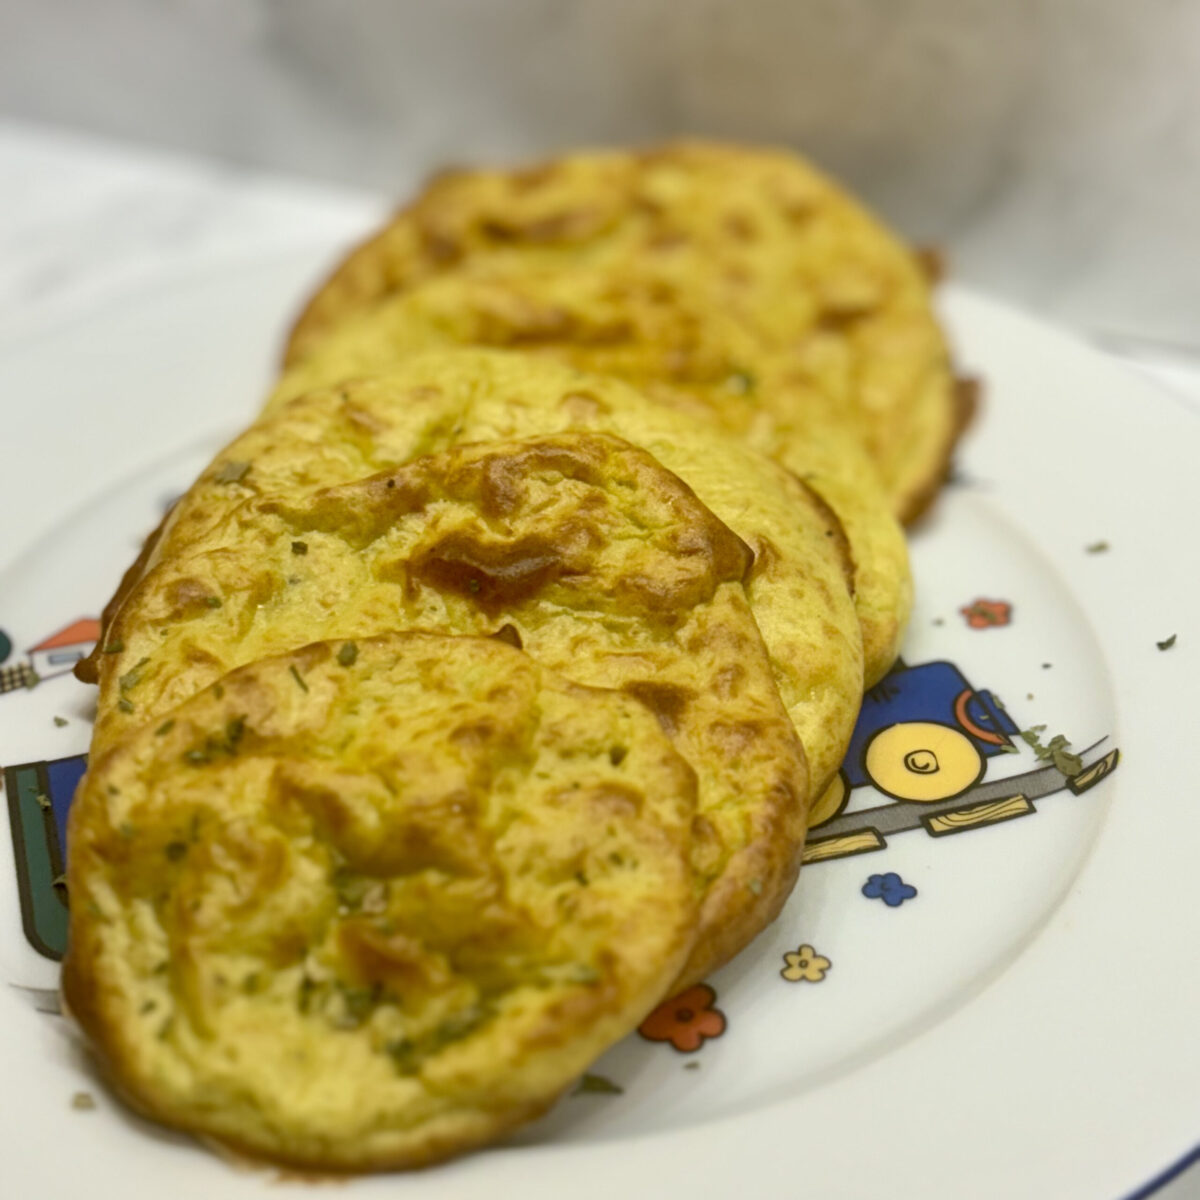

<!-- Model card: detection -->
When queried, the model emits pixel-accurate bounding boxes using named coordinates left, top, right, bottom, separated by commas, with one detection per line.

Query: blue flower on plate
left=862, top=872, right=917, bottom=907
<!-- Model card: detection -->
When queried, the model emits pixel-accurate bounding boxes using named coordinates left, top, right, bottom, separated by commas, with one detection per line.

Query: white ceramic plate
left=0, top=258, right=1196, bottom=1199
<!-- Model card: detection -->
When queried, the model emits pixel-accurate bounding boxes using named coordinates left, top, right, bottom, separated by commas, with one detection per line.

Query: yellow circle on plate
left=864, top=722, right=983, bottom=802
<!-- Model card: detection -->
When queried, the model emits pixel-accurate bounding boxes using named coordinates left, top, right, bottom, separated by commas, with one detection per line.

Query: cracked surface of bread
left=86, top=425, right=813, bottom=985
left=63, top=633, right=699, bottom=1171
left=90, top=351, right=862, bottom=807
left=274, top=140, right=933, bottom=656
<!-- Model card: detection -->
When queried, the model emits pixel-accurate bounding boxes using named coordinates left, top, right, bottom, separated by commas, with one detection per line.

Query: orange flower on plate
left=960, top=598, right=1012, bottom=629
left=638, top=983, right=726, bottom=1052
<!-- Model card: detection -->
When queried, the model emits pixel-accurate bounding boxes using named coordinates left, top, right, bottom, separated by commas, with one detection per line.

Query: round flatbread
left=84, top=422, right=816, bottom=986
left=91, top=350, right=862, bottom=807
left=275, top=139, right=940, bottom=650
left=63, top=633, right=699, bottom=1171
left=272, top=281, right=911, bottom=685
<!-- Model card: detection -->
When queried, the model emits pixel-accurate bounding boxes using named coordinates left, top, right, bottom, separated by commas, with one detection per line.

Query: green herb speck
left=289, top=664, right=309, bottom=692
left=71, top=1092, right=96, bottom=1111
left=684, top=1061, right=701, bottom=1071
left=164, top=841, right=188, bottom=862
left=1157, top=634, right=1177, bottom=651
left=297, top=974, right=320, bottom=1014
left=102, top=640, right=125, bottom=654
left=117, top=698, right=135, bottom=714
left=609, top=745, right=627, bottom=766
left=214, top=460, right=251, bottom=484
left=573, top=1073, right=623, bottom=1096
left=337, top=641, right=359, bottom=668
left=1021, top=726, right=1083, bottom=777
left=467, top=577, right=481, bottom=594
left=291, top=541, right=308, bottom=556
left=205, top=596, right=222, bottom=609
left=724, top=369, right=756, bottom=395
left=1085, top=540, right=1110, bottom=554
left=385, top=1037, right=418, bottom=1075
left=155, top=720, right=175, bottom=737
left=53, top=716, right=68, bottom=728
left=119, top=656, right=151, bottom=692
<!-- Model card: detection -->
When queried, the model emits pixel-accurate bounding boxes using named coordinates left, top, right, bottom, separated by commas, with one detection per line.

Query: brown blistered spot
left=954, top=376, right=981, bottom=435
left=449, top=720, right=499, bottom=751
left=749, top=536, right=781, bottom=581
left=475, top=440, right=607, bottom=518
left=622, top=681, right=693, bottom=737
left=523, top=974, right=621, bottom=1050
left=706, top=720, right=766, bottom=758
left=643, top=226, right=688, bottom=252
left=181, top=644, right=225, bottom=671
left=292, top=641, right=334, bottom=674
left=338, top=921, right=456, bottom=997
left=277, top=470, right=431, bottom=547
left=722, top=211, right=757, bottom=241
left=490, top=624, right=524, bottom=650
left=509, top=163, right=559, bottom=192
left=167, top=578, right=223, bottom=621
left=667, top=520, right=755, bottom=587
left=340, top=401, right=390, bottom=436
left=286, top=768, right=483, bottom=878
left=915, top=245, right=946, bottom=284
left=712, top=663, right=747, bottom=700
left=414, top=210, right=463, bottom=266
left=480, top=207, right=605, bottom=244
left=408, top=532, right=564, bottom=616
left=559, top=390, right=610, bottom=423
left=583, top=783, right=645, bottom=818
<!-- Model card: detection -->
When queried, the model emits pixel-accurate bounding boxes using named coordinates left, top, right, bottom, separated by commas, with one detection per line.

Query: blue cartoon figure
left=804, top=659, right=1118, bottom=864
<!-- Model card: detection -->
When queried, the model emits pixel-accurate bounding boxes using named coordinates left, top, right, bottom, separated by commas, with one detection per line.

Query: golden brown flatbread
left=64, top=633, right=700, bottom=1171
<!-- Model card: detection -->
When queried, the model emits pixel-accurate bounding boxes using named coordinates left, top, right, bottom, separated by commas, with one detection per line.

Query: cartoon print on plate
left=959, top=598, right=1013, bottom=628
left=862, top=872, right=918, bottom=907
left=803, top=658, right=1119, bottom=865
left=0, top=618, right=99, bottom=694
left=638, top=984, right=727, bottom=1053
left=781, top=946, right=831, bottom=983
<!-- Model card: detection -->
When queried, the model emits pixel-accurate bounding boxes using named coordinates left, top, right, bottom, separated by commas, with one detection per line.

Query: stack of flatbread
left=64, top=142, right=969, bottom=1172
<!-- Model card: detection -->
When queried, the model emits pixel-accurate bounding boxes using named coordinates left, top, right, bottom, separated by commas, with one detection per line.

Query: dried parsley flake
left=1157, top=634, right=1177, bottom=651
left=289, top=665, right=309, bottom=692
left=214, top=460, right=251, bottom=484
left=573, top=1073, right=624, bottom=1096
left=337, top=641, right=359, bottom=668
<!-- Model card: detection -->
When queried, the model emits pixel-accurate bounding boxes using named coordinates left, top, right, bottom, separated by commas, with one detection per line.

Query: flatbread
left=84, top=421, right=817, bottom=985
left=63, top=633, right=699, bottom=1170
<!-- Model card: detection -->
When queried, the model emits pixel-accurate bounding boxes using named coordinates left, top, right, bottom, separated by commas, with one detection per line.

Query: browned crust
left=75, top=505, right=175, bottom=684
left=674, top=775, right=806, bottom=989
left=896, top=373, right=982, bottom=526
